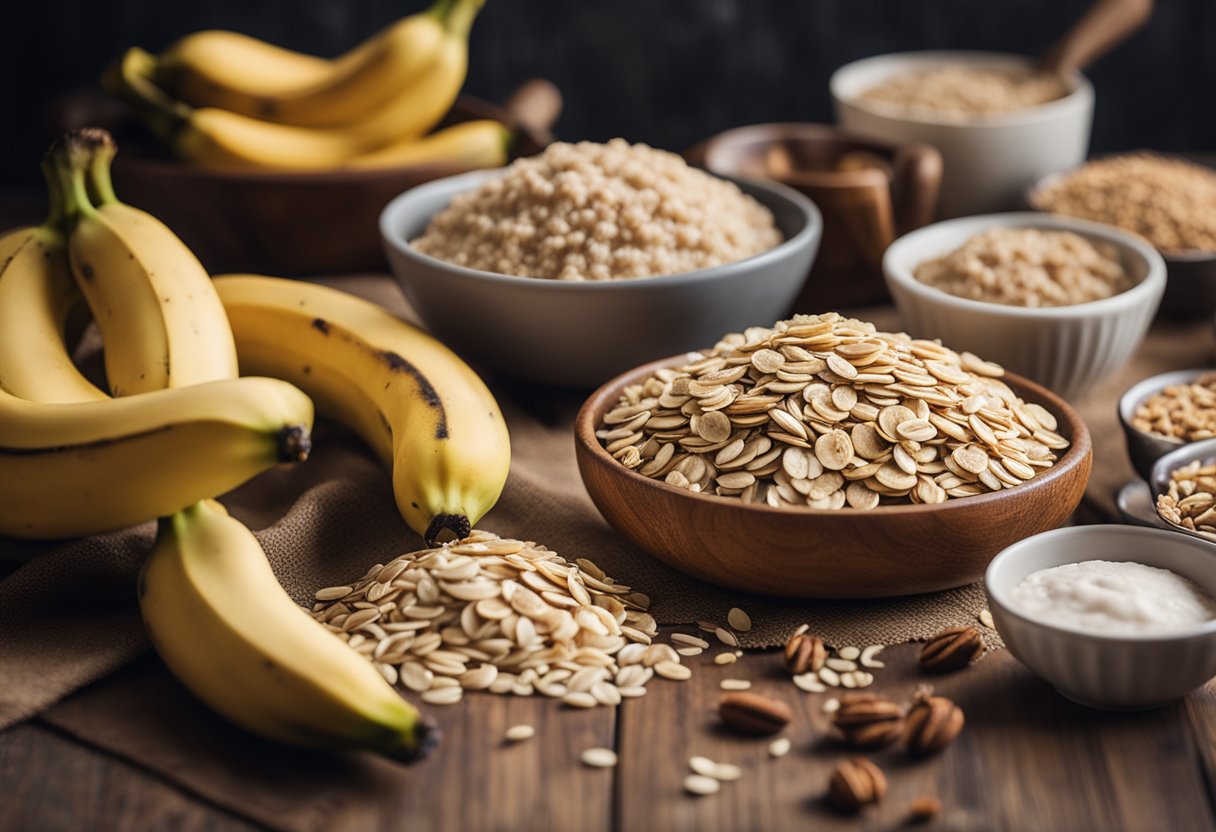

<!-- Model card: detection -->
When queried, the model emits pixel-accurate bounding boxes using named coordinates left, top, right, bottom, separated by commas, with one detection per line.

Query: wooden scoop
left=1042, top=0, right=1153, bottom=77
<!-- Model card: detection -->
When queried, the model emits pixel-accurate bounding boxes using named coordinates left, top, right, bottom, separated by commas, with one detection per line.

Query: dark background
left=2, top=0, right=1214, bottom=187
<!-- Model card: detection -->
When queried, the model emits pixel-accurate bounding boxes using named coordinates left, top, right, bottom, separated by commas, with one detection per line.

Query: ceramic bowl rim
left=380, top=168, right=823, bottom=292
left=986, top=525, right=1216, bottom=643
left=1116, top=368, right=1213, bottom=452
left=829, top=50, right=1094, bottom=129
left=575, top=353, right=1092, bottom=521
left=882, top=211, right=1167, bottom=320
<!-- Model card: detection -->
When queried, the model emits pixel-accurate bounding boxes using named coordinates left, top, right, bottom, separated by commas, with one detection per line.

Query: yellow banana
left=139, top=500, right=436, bottom=760
left=155, top=0, right=467, bottom=128
left=153, top=31, right=334, bottom=101
left=0, top=158, right=107, bottom=402
left=214, top=275, right=510, bottom=544
left=0, top=376, right=312, bottom=540
left=345, top=118, right=509, bottom=170
left=51, top=128, right=238, bottom=395
left=106, top=0, right=481, bottom=172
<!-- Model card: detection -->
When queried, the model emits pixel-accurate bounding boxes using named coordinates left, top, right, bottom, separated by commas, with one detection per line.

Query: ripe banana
left=0, top=376, right=312, bottom=540
left=106, top=0, right=482, bottom=172
left=139, top=500, right=436, bottom=760
left=155, top=0, right=468, bottom=128
left=51, top=128, right=238, bottom=395
left=214, top=275, right=510, bottom=545
left=0, top=159, right=107, bottom=403
left=346, top=118, right=509, bottom=170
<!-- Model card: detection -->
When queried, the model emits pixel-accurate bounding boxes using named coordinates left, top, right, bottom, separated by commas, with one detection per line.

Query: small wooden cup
left=574, top=356, right=1092, bottom=599
left=698, top=123, right=942, bottom=311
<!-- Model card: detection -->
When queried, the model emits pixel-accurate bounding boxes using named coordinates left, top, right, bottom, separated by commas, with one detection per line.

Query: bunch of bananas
left=103, top=0, right=509, bottom=172
left=2, top=128, right=512, bottom=759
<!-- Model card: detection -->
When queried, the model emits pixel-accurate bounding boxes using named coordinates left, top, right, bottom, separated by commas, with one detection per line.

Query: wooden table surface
left=3, top=638, right=1214, bottom=831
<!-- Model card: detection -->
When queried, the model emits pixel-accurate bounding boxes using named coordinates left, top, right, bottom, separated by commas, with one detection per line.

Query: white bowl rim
left=986, top=525, right=1216, bottom=643
left=829, top=50, right=1094, bottom=128
left=883, top=211, right=1167, bottom=319
left=379, top=167, right=823, bottom=292
left=1028, top=161, right=1216, bottom=264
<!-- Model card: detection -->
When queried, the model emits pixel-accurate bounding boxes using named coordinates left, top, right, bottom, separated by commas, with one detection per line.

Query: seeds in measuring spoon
left=596, top=313, right=1067, bottom=508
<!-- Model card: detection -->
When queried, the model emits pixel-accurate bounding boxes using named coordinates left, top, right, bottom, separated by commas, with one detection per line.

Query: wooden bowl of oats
left=574, top=328, right=1092, bottom=598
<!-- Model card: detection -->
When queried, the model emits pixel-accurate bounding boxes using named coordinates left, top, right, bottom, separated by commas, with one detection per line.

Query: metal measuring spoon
left=1118, top=437, right=1216, bottom=546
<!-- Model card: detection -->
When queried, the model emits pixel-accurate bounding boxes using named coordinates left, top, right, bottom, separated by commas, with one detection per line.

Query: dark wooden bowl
left=574, top=356, right=1093, bottom=599
left=50, top=80, right=560, bottom=276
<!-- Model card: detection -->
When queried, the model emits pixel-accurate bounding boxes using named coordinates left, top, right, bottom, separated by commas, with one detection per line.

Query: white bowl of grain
left=987, top=525, right=1216, bottom=710
left=831, top=51, right=1093, bottom=218
left=883, top=212, right=1165, bottom=399
left=381, top=141, right=821, bottom=387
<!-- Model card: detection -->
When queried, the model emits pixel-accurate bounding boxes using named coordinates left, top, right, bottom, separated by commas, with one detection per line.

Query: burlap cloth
left=1, top=274, right=1211, bottom=831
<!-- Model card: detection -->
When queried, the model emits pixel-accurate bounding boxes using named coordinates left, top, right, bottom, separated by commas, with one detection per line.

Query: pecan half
left=919, top=626, right=984, bottom=672
left=718, top=692, right=793, bottom=735
left=905, top=692, right=965, bottom=755
left=827, top=756, right=887, bottom=812
left=784, top=631, right=827, bottom=675
left=831, top=692, right=906, bottom=749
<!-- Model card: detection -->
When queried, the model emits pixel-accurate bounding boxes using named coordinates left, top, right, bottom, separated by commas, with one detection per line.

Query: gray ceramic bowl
left=987, top=525, right=1216, bottom=710
left=1118, top=369, right=1214, bottom=481
left=1028, top=169, right=1216, bottom=321
left=380, top=169, right=822, bottom=387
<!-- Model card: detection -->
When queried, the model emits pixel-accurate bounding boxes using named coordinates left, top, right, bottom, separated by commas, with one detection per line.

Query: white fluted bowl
left=884, top=212, right=1165, bottom=399
left=986, top=525, right=1216, bottom=711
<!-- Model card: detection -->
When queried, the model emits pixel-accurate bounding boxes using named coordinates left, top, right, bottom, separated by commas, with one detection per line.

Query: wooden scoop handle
left=1042, top=0, right=1153, bottom=77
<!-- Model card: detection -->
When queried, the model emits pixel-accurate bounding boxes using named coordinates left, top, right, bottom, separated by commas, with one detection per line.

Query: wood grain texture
left=0, top=722, right=260, bottom=832
left=616, top=642, right=1216, bottom=832
left=575, top=360, right=1093, bottom=598
left=2, top=639, right=1215, bottom=830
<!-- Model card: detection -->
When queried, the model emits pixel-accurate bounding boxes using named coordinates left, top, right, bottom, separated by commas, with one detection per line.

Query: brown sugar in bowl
left=574, top=356, right=1092, bottom=599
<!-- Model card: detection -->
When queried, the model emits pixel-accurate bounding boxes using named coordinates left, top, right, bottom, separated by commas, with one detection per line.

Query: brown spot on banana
left=378, top=350, right=448, bottom=439
left=311, top=318, right=330, bottom=334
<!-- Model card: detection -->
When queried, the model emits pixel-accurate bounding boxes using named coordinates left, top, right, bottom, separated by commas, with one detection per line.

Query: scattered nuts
left=684, top=774, right=722, bottom=796
left=920, top=626, right=984, bottom=672
left=978, top=608, right=996, bottom=629
left=827, top=756, right=887, bottom=812
left=859, top=644, right=886, bottom=668
left=727, top=607, right=753, bottom=631
left=504, top=724, right=535, bottom=742
left=832, top=693, right=906, bottom=749
left=784, top=631, right=827, bottom=675
left=768, top=737, right=792, bottom=758
left=906, top=795, right=942, bottom=824
left=905, top=691, right=965, bottom=755
left=718, top=692, right=793, bottom=736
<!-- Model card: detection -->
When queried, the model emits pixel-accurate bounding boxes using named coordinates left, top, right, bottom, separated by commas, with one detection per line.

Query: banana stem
left=440, top=0, right=484, bottom=38
left=48, top=131, right=103, bottom=225
left=86, top=136, right=119, bottom=206
left=38, top=156, right=67, bottom=232
left=103, top=48, right=192, bottom=148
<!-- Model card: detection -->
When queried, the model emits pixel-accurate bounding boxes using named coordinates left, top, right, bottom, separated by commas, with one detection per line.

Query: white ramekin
left=883, top=212, right=1166, bottom=400
left=831, top=51, right=1093, bottom=217
left=986, top=525, right=1216, bottom=710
